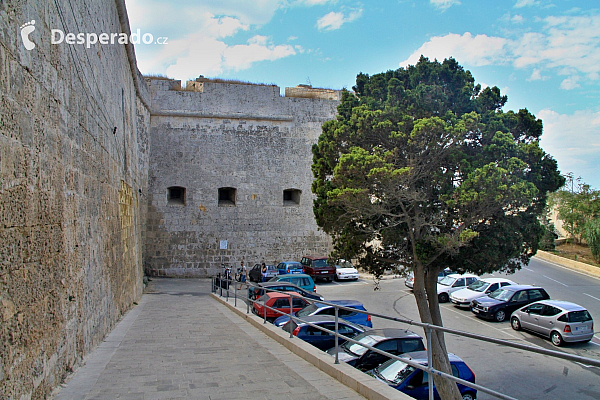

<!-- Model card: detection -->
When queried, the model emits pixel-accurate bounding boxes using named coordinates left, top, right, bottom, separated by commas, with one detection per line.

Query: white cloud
left=515, top=0, right=539, bottom=8
left=528, top=68, right=548, bottom=81
left=164, top=34, right=298, bottom=79
left=512, top=14, right=525, bottom=23
left=430, top=0, right=461, bottom=11
left=560, top=75, right=580, bottom=90
left=400, top=14, right=600, bottom=90
left=317, top=9, right=363, bottom=31
left=399, top=33, right=508, bottom=68
left=539, top=109, right=600, bottom=188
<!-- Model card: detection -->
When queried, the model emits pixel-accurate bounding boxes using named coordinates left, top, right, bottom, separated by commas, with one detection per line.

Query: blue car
left=277, top=261, right=304, bottom=275
left=273, top=300, right=373, bottom=328
left=285, top=315, right=368, bottom=350
left=369, top=351, right=477, bottom=400
left=268, top=273, right=317, bottom=293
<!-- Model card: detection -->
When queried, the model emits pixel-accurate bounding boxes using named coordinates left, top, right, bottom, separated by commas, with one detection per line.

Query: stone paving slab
left=52, top=278, right=366, bottom=400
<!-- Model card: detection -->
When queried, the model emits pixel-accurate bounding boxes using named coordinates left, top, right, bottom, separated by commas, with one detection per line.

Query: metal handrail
left=212, top=276, right=600, bottom=400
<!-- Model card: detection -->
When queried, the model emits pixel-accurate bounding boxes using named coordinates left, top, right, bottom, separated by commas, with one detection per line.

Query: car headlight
left=482, top=306, right=489, bottom=312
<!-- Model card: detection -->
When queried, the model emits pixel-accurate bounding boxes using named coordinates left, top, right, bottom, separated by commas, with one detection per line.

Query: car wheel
left=438, top=293, right=449, bottom=303
left=511, top=317, right=521, bottom=331
left=494, top=309, right=506, bottom=322
left=462, top=392, right=475, bottom=400
left=551, top=331, right=564, bottom=346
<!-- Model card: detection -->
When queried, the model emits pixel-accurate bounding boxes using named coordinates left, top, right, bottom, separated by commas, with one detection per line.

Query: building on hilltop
left=144, top=77, right=342, bottom=277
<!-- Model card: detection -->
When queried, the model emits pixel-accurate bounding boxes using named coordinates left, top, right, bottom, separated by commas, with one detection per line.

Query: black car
left=248, top=264, right=279, bottom=283
left=471, top=285, right=550, bottom=322
left=326, top=328, right=425, bottom=371
left=248, top=282, right=324, bottom=301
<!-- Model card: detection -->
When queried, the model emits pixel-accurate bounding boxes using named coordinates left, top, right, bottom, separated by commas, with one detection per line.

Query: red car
left=252, top=291, right=310, bottom=322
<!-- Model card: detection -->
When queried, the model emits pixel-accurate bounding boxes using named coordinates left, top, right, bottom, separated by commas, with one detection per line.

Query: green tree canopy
left=312, top=56, right=564, bottom=399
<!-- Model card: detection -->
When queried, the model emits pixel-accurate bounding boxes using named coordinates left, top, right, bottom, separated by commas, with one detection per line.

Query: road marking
left=583, top=293, right=600, bottom=302
left=533, top=256, right=600, bottom=282
left=440, top=304, right=524, bottom=340
left=522, top=267, right=534, bottom=272
left=543, top=275, right=568, bottom=287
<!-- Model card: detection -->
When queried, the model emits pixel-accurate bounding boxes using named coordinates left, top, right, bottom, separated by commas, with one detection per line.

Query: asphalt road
left=314, top=257, right=600, bottom=400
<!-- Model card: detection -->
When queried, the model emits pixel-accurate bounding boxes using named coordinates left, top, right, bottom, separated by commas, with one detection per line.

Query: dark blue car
left=285, top=315, right=368, bottom=350
left=273, top=300, right=372, bottom=328
left=369, top=351, right=477, bottom=400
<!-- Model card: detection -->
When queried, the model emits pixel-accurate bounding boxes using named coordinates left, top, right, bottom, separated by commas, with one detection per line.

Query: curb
left=211, top=293, right=412, bottom=400
left=534, top=251, right=600, bottom=279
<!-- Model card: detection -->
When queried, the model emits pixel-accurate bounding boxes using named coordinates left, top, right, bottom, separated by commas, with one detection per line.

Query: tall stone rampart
left=145, top=79, right=340, bottom=276
left=0, top=1, right=149, bottom=398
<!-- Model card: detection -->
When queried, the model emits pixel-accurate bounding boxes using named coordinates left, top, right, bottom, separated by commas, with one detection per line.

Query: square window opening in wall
left=283, top=189, right=301, bottom=206
left=219, top=187, right=237, bottom=206
left=167, top=186, right=186, bottom=205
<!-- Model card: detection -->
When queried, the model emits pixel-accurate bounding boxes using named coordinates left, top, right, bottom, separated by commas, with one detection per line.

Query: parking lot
left=310, top=257, right=600, bottom=399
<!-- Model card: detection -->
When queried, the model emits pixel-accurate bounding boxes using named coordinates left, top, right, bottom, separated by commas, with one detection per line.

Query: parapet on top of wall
left=285, top=85, right=342, bottom=101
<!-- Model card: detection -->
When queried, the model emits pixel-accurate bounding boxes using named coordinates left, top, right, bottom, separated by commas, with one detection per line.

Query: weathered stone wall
left=145, top=79, right=338, bottom=276
left=0, top=1, right=149, bottom=398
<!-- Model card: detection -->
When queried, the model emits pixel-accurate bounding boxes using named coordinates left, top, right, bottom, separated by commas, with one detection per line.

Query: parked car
left=449, top=277, right=516, bottom=308
left=300, top=255, right=337, bottom=282
left=326, top=328, right=425, bottom=371
left=273, top=300, right=373, bottom=328
left=471, top=285, right=550, bottom=322
left=248, top=264, right=279, bottom=282
left=248, top=282, right=324, bottom=302
left=268, top=273, right=317, bottom=293
left=369, top=351, right=477, bottom=400
left=285, top=315, right=368, bottom=350
left=404, top=268, right=454, bottom=289
left=437, top=273, right=479, bottom=303
left=511, top=300, right=594, bottom=346
left=335, top=260, right=359, bottom=281
left=277, top=261, right=304, bottom=275
left=252, top=292, right=310, bottom=322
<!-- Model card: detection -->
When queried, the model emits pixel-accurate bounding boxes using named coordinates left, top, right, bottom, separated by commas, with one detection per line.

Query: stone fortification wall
left=0, top=1, right=149, bottom=398
left=145, top=79, right=339, bottom=276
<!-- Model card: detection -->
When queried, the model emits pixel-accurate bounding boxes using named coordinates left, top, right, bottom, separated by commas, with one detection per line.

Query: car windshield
left=489, top=288, right=513, bottom=301
left=288, top=263, right=302, bottom=269
left=337, top=260, right=354, bottom=269
left=568, top=310, right=593, bottom=322
left=342, top=332, right=381, bottom=356
left=376, top=360, right=416, bottom=385
left=267, top=265, right=277, bottom=271
left=296, top=304, right=320, bottom=317
left=438, top=276, right=456, bottom=286
left=467, top=280, right=489, bottom=292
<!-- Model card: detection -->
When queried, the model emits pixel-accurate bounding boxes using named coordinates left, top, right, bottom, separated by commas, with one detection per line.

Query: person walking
left=238, top=261, right=247, bottom=289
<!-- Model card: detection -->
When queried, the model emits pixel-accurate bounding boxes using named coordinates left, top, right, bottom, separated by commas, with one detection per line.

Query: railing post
left=289, top=296, right=294, bottom=338
left=263, top=292, right=267, bottom=324
left=247, top=286, right=250, bottom=314
left=234, top=280, right=237, bottom=307
left=334, top=306, right=339, bottom=364
left=427, top=326, right=433, bottom=400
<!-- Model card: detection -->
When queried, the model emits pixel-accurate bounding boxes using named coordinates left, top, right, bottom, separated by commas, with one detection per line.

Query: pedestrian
left=261, top=263, right=268, bottom=282
left=238, top=261, right=247, bottom=289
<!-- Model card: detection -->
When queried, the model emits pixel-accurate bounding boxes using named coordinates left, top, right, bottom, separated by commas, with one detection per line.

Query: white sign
left=219, top=240, right=228, bottom=250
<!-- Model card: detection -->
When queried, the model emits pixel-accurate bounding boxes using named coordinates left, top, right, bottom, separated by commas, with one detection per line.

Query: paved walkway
left=52, top=278, right=365, bottom=400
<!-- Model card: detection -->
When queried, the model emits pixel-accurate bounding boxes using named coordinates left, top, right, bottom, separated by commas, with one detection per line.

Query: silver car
left=510, top=300, right=594, bottom=346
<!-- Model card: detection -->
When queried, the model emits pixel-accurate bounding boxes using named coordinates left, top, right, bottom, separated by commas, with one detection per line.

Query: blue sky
left=126, top=0, right=600, bottom=189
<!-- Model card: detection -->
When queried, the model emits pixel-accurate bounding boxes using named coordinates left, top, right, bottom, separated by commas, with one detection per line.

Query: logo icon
left=20, top=20, right=36, bottom=50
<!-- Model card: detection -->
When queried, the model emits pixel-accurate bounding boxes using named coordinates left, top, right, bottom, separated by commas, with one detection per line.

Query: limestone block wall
left=145, top=79, right=339, bottom=276
left=0, top=1, right=149, bottom=398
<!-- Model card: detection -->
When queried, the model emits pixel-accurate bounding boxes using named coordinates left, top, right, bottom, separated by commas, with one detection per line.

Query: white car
left=437, top=273, right=479, bottom=303
left=404, top=268, right=454, bottom=289
left=449, top=277, right=516, bottom=308
left=335, top=261, right=359, bottom=280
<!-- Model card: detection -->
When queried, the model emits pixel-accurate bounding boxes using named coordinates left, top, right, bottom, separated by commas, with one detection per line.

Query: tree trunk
left=413, top=265, right=462, bottom=400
